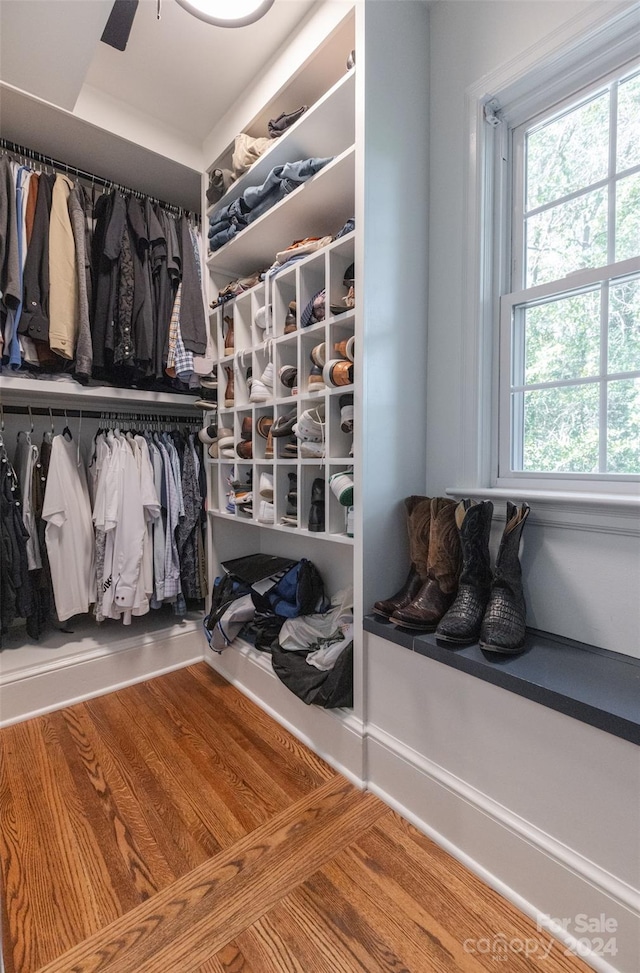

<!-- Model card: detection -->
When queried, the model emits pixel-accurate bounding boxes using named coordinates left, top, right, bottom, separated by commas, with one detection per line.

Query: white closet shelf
left=206, top=147, right=355, bottom=279
left=208, top=509, right=354, bottom=544
left=0, top=376, right=199, bottom=412
left=205, top=70, right=356, bottom=218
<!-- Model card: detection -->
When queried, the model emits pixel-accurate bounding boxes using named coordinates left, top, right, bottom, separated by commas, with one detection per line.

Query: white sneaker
left=259, top=472, right=274, bottom=500
left=257, top=500, right=274, bottom=523
left=300, top=441, right=325, bottom=459
left=249, top=362, right=274, bottom=403
left=293, top=407, right=325, bottom=442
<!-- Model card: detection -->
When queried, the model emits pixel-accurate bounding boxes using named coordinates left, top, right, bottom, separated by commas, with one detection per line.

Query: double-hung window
left=496, top=51, right=640, bottom=492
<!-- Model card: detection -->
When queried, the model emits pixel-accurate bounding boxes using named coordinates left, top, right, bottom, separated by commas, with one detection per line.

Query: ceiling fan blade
left=101, top=0, right=139, bottom=52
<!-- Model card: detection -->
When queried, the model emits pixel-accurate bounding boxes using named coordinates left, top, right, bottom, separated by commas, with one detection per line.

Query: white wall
left=423, top=0, right=640, bottom=657
left=366, top=6, right=640, bottom=973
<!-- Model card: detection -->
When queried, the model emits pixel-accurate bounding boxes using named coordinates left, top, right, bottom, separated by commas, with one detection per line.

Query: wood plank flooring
left=0, top=663, right=592, bottom=973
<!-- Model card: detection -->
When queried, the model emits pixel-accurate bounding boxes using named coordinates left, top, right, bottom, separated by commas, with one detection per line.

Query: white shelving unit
left=201, top=8, right=365, bottom=780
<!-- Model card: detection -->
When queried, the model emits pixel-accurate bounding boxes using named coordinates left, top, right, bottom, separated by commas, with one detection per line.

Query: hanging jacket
left=19, top=171, right=54, bottom=345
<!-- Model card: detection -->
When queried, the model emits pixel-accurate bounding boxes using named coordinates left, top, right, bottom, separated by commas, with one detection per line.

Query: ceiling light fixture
left=174, top=0, right=274, bottom=27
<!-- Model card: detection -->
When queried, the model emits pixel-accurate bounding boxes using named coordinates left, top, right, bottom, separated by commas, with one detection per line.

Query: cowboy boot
left=480, top=502, right=531, bottom=653
left=373, top=496, right=431, bottom=618
left=436, top=499, right=493, bottom=644
left=224, top=365, right=234, bottom=407
left=391, top=497, right=461, bottom=630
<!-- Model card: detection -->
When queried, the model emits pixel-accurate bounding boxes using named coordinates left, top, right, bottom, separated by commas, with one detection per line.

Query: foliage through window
left=500, top=62, right=640, bottom=481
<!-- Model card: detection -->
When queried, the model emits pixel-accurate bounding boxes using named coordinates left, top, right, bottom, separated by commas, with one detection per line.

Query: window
left=496, top=58, right=640, bottom=489
left=501, top=65, right=640, bottom=482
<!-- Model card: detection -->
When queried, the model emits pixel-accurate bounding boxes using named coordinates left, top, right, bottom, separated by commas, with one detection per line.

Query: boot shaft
left=427, top=497, right=461, bottom=594
left=406, top=495, right=432, bottom=580
left=493, top=501, right=530, bottom=590
left=456, top=499, right=493, bottom=588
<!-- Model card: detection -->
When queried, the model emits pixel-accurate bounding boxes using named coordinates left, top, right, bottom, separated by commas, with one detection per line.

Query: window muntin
left=500, top=61, right=640, bottom=483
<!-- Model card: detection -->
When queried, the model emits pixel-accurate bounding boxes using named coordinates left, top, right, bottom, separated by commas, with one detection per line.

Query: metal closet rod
left=0, top=137, right=199, bottom=220
left=1, top=405, right=200, bottom=424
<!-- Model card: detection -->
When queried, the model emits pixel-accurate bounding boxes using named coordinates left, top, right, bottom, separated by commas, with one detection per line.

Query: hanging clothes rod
left=0, top=137, right=200, bottom=221
left=1, top=405, right=200, bottom=424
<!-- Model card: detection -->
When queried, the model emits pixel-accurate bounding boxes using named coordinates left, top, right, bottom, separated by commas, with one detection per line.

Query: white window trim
left=451, top=0, right=640, bottom=527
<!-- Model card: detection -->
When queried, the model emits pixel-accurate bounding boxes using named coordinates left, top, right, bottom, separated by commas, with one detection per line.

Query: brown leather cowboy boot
left=373, top=496, right=431, bottom=618
left=391, top=497, right=461, bottom=630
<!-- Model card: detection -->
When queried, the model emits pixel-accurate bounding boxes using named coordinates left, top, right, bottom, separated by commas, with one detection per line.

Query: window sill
left=445, top=487, right=640, bottom=536
left=363, top=615, right=640, bottom=746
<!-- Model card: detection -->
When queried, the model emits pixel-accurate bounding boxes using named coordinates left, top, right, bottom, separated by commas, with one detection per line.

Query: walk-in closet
left=1, top=3, right=638, bottom=973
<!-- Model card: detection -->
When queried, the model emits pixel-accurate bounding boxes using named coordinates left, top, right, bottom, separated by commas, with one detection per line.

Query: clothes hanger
left=62, top=408, right=73, bottom=441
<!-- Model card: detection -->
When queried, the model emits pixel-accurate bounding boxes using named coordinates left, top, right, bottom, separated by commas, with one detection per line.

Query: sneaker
left=272, top=407, right=297, bottom=437
left=279, top=365, right=297, bottom=389
left=256, top=415, right=273, bottom=439
left=236, top=440, right=252, bottom=459
left=250, top=362, right=274, bottom=403
left=308, top=364, right=326, bottom=392
left=339, top=393, right=354, bottom=433
left=308, top=478, right=325, bottom=532
left=216, top=426, right=234, bottom=449
left=322, top=359, right=353, bottom=388
left=284, top=301, right=297, bottom=334
left=259, top=472, right=274, bottom=500
left=293, top=407, right=325, bottom=442
left=329, top=470, right=354, bottom=506
left=200, top=370, right=218, bottom=389
left=257, top=500, right=275, bottom=524
left=194, top=385, right=217, bottom=409
left=310, top=342, right=326, bottom=367
left=254, top=304, right=271, bottom=330
left=300, top=441, right=325, bottom=459
left=198, top=422, right=217, bottom=444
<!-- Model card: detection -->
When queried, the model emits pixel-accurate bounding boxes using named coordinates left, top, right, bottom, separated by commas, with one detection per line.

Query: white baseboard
left=366, top=724, right=640, bottom=973
left=0, top=623, right=204, bottom=727
left=204, top=641, right=365, bottom=786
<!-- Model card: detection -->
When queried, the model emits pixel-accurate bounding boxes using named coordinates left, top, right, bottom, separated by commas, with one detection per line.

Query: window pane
left=615, top=171, right=640, bottom=264
left=617, top=72, right=640, bottom=172
left=526, top=187, right=608, bottom=286
left=607, top=378, right=640, bottom=473
left=609, top=276, right=640, bottom=374
left=526, top=92, right=609, bottom=211
left=522, top=291, right=600, bottom=384
left=519, top=384, right=599, bottom=472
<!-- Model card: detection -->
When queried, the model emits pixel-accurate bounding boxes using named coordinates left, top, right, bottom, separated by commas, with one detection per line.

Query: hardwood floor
left=0, top=663, right=591, bottom=973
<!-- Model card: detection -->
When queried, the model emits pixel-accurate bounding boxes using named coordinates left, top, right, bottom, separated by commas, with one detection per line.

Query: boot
left=480, top=502, right=530, bottom=653
left=391, top=497, right=461, bottom=630
left=436, top=500, right=493, bottom=644
left=308, top=478, right=325, bottom=532
left=224, top=366, right=234, bottom=407
left=224, top=315, right=234, bottom=354
left=373, top=495, right=431, bottom=618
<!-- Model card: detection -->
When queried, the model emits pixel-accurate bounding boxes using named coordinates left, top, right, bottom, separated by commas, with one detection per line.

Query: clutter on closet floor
left=203, top=553, right=353, bottom=709
left=0, top=407, right=206, bottom=648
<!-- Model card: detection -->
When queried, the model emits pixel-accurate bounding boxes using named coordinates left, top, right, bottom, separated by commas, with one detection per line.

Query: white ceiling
left=84, top=0, right=317, bottom=143
left=0, top=0, right=321, bottom=208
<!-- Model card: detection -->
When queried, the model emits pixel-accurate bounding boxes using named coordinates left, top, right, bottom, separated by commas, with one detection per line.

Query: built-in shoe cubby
left=207, top=229, right=355, bottom=544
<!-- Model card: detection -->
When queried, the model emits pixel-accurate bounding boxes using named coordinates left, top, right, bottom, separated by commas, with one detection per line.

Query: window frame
left=498, top=63, right=640, bottom=487
left=458, top=1, right=640, bottom=509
